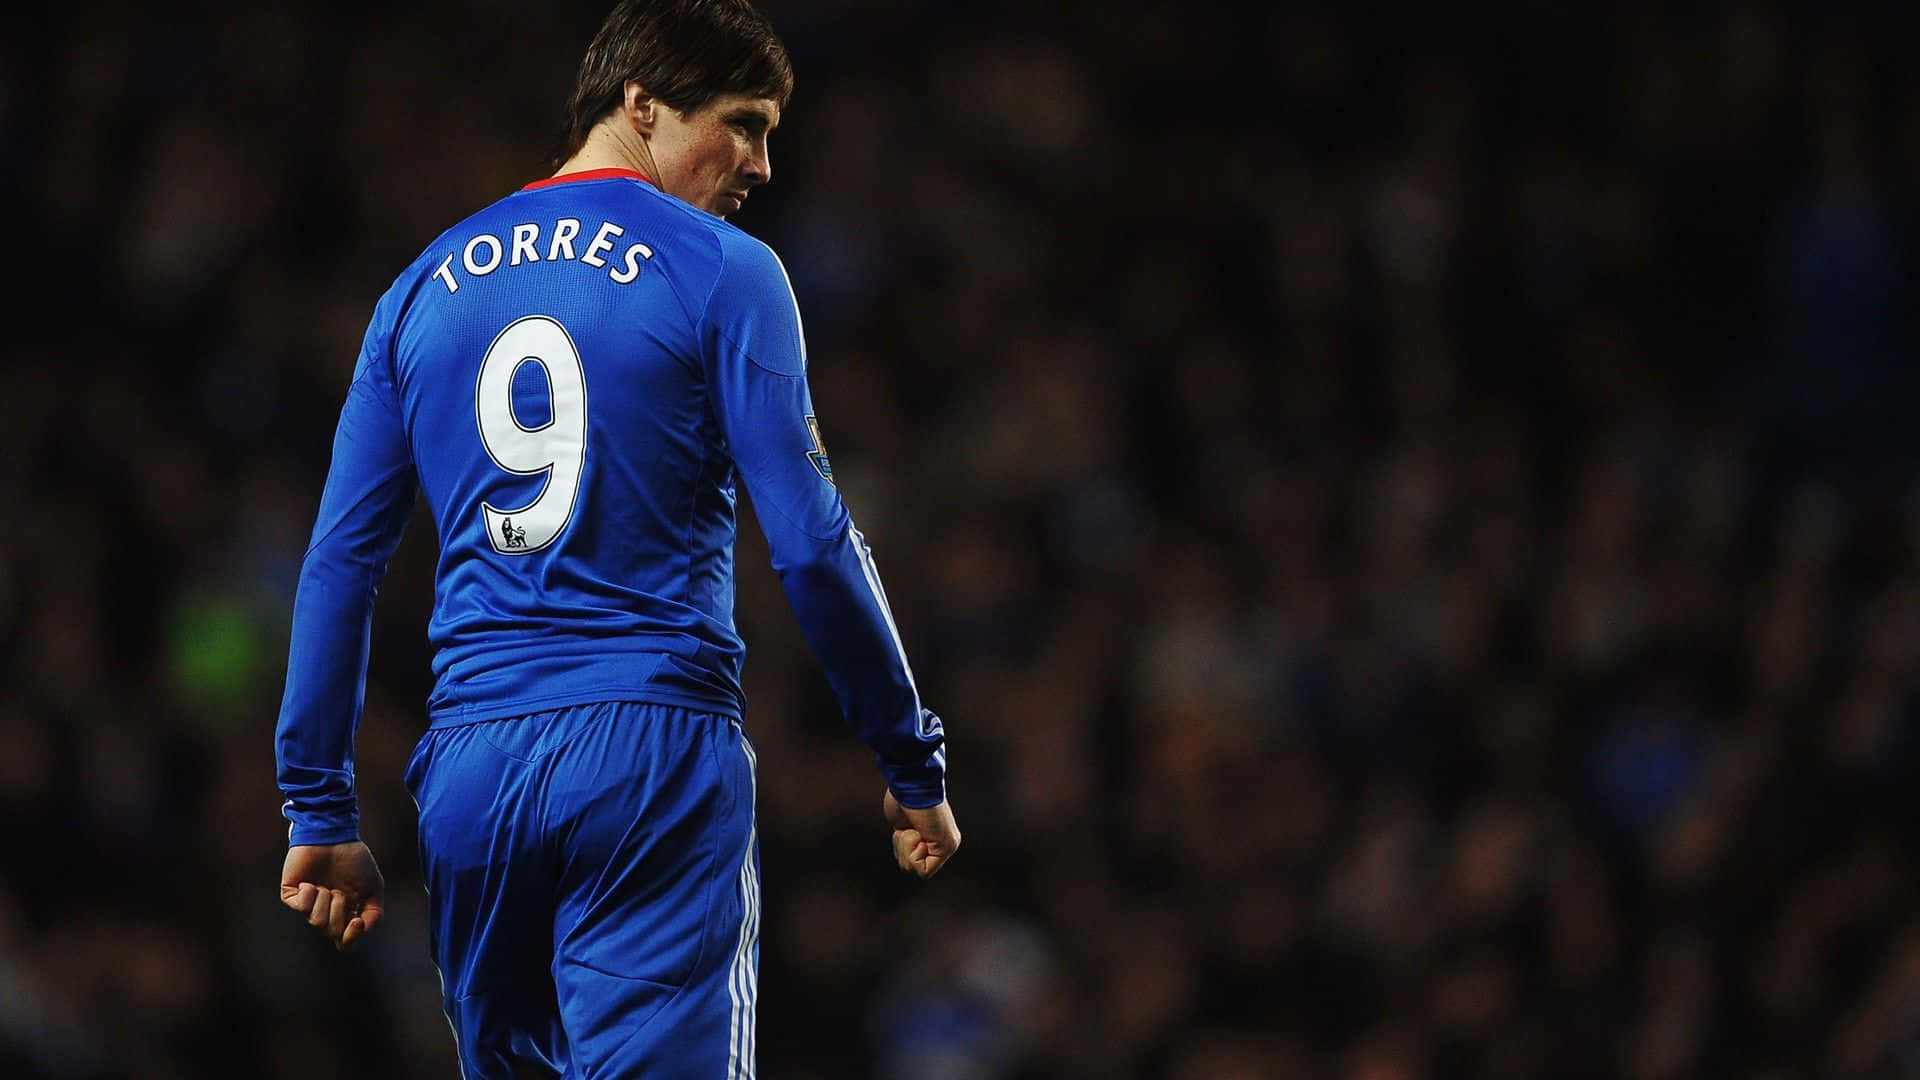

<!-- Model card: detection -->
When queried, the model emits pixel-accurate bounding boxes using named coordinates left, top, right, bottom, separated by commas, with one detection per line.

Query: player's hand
left=281, top=841, right=386, bottom=951
left=883, top=789, right=960, bottom=879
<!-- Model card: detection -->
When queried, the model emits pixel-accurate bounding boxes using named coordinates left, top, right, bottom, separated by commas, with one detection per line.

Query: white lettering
left=581, top=221, right=624, bottom=268
left=610, top=241, right=655, bottom=284
left=436, top=220, right=654, bottom=294
left=464, top=233, right=503, bottom=276
left=511, top=223, right=541, bottom=266
left=548, top=219, right=581, bottom=261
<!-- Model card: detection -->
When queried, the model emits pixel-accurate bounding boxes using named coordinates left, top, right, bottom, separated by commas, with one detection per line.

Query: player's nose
left=743, top=140, right=771, bottom=186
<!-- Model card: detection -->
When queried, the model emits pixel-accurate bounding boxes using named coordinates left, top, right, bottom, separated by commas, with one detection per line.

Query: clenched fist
left=884, top=789, right=961, bottom=878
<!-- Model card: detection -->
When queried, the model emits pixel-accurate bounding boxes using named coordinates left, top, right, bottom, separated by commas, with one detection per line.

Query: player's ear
left=623, top=81, right=657, bottom=135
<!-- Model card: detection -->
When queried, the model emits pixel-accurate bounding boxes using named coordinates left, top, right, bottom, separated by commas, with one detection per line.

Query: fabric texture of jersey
left=276, top=170, right=947, bottom=846
left=406, top=701, right=762, bottom=1079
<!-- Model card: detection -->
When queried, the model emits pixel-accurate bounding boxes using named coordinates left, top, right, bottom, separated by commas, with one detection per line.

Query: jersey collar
left=521, top=168, right=653, bottom=191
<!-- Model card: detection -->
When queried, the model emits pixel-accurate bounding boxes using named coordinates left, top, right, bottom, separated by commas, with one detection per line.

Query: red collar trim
left=521, top=168, right=652, bottom=191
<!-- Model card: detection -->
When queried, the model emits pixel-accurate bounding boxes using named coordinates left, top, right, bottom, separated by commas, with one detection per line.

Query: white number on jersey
left=475, top=315, right=587, bottom=554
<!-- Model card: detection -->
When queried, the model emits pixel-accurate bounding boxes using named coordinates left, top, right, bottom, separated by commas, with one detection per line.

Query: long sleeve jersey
left=275, top=169, right=946, bottom=845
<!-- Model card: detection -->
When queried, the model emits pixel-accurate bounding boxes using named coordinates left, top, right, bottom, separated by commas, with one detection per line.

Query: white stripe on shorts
left=727, top=726, right=761, bottom=1079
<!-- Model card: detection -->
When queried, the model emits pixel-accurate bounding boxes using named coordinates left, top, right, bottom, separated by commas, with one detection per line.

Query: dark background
left=2, top=1, right=1918, bottom=1077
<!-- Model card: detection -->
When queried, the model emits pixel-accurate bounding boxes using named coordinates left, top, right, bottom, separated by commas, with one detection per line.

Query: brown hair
left=551, top=0, right=794, bottom=169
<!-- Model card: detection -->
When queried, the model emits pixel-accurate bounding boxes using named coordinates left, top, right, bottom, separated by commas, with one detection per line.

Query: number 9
left=475, top=315, right=587, bottom=554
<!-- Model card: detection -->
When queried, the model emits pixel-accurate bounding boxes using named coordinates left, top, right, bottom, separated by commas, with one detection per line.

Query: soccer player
left=272, top=1, right=959, bottom=1075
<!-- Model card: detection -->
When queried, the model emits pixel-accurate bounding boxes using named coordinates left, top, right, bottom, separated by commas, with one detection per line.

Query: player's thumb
left=357, top=898, right=386, bottom=932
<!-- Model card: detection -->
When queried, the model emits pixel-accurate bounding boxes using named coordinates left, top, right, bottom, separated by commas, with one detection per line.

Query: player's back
left=373, top=170, right=748, bottom=726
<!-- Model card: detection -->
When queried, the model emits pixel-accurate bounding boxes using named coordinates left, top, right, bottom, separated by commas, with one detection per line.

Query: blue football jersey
left=276, top=169, right=947, bottom=845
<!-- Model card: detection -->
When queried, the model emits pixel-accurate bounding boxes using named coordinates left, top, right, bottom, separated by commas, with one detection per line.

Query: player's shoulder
left=571, top=179, right=796, bottom=324
left=383, top=192, right=516, bottom=294
left=700, top=215, right=798, bottom=312
left=598, top=185, right=789, bottom=290
left=698, top=218, right=807, bottom=375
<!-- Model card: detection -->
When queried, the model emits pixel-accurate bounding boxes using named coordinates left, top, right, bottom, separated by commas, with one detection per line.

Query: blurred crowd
left=3, top=1, right=1918, bottom=1077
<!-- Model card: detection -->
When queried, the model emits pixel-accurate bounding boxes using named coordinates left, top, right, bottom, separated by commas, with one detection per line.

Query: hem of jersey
left=425, top=686, right=743, bottom=729
left=883, top=775, right=947, bottom=809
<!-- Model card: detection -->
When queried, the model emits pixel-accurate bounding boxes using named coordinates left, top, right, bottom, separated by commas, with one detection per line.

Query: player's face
left=651, top=94, right=779, bottom=219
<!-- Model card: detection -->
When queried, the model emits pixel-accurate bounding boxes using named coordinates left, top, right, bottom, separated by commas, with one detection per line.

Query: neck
left=554, top=122, right=659, bottom=184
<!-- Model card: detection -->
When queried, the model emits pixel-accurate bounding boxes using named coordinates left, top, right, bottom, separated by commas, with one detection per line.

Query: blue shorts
left=405, top=701, right=760, bottom=1078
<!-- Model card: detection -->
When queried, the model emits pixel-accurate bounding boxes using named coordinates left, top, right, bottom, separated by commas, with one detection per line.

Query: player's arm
left=701, top=235, right=953, bottom=832
left=275, top=297, right=417, bottom=849
left=273, top=299, right=414, bottom=944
